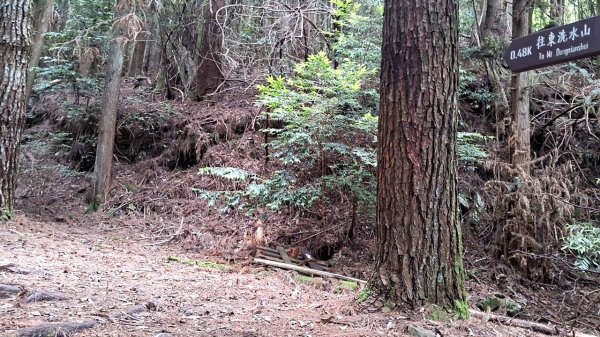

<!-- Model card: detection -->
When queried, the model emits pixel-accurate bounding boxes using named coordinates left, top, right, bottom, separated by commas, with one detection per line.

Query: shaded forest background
left=7, top=0, right=600, bottom=333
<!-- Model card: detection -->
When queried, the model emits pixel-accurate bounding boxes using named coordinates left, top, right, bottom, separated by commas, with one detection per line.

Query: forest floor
left=0, top=216, right=571, bottom=337
left=1, top=85, right=599, bottom=336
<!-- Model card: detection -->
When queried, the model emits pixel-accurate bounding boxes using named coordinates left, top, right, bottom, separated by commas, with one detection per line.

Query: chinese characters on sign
left=504, top=16, right=600, bottom=72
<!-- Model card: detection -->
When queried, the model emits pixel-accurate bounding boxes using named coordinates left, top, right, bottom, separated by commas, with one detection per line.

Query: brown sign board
left=504, top=16, right=600, bottom=72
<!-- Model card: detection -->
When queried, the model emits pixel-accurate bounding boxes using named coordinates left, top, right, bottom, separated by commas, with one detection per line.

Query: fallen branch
left=143, top=217, right=184, bottom=247
left=253, top=258, right=366, bottom=284
left=470, top=309, right=559, bottom=335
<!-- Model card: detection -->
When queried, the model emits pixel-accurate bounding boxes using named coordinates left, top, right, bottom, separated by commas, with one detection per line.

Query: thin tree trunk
left=25, top=0, right=54, bottom=102
left=550, top=0, right=564, bottom=25
left=0, top=0, right=33, bottom=218
left=509, top=0, right=531, bottom=175
left=481, top=0, right=510, bottom=140
left=370, top=0, right=465, bottom=309
left=91, top=3, right=128, bottom=208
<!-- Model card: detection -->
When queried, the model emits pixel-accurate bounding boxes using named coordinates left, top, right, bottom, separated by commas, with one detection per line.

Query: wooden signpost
left=504, top=16, right=600, bottom=72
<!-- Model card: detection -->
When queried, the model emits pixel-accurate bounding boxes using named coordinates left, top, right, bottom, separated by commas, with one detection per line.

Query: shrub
left=562, top=222, right=600, bottom=272
left=197, top=52, right=377, bottom=219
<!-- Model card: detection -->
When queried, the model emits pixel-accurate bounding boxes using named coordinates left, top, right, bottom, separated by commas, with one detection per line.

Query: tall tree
left=91, top=0, right=130, bottom=207
left=25, top=0, right=54, bottom=102
left=143, top=0, right=162, bottom=75
left=481, top=0, right=511, bottom=140
left=193, top=0, right=225, bottom=98
left=370, top=0, right=465, bottom=308
left=509, top=0, right=531, bottom=173
left=0, top=0, right=33, bottom=219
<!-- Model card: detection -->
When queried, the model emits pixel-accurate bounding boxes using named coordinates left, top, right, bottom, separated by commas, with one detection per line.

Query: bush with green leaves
left=36, top=0, right=114, bottom=96
left=562, top=222, right=600, bottom=272
left=332, top=0, right=382, bottom=114
left=197, top=52, right=377, bottom=218
left=457, top=132, right=492, bottom=165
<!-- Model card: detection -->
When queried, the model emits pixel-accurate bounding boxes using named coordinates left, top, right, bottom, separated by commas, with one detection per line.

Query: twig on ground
left=143, top=217, right=184, bottom=246
left=470, top=309, right=559, bottom=335
left=254, top=258, right=366, bottom=284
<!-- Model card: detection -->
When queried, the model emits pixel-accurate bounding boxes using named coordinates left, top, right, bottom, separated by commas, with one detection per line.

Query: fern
left=197, top=167, right=255, bottom=181
left=457, top=132, right=492, bottom=165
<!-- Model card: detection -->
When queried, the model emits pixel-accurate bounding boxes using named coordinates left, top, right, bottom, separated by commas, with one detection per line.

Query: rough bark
left=91, top=2, right=128, bottom=207
left=54, top=0, right=69, bottom=31
left=481, top=0, right=510, bottom=140
left=25, top=0, right=54, bottom=102
left=509, top=0, right=531, bottom=174
left=0, top=0, right=33, bottom=219
left=597, top=0, right=600, bottom=79
left=194, top=0, right=224, bottom=99
left=370, top=0, right=465, bottom=308
left=144, top=4, right=161, bottom=75
left=482, top=0, right=510, bottom=42
left=128, top=31, right=147, bottom=77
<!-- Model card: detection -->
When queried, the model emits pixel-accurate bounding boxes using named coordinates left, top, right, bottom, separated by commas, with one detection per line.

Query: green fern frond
left=198, top=167, right=255, bottom=182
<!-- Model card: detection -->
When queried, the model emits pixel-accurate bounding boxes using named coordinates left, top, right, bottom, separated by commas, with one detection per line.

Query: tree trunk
left=0, top=0, right=33, bottom=219
left=597, top=0, right=600, bottom=79
left=550, top=0, right=564, bottom=25
left=54, top=0, right=69, bottom=31
left=194, top=0, right=224, bottom=99
left=482, top=0, right=509, bottom=42
left=370, top=0, right=465, bottom=309
left=128, top=31, right=147, bottom=77
left=481, top=0, right=510, bottom=141
left=144, top=4, right=161, bottom=75
left=26, top=0, right=54, bottom=102
left=509, top=0, right=531, bottom=175
left=91, top=3, right=128, bottom=208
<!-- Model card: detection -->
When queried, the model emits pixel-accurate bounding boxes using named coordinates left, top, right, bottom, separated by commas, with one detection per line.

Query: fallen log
left=470, top=309, right=559, bottom=335
left=253, top=258, right=366, bottom=284
left=0, top=284, right=23, bottom=296
left=11, top=321, right=96, bottom=337
left=25, top=290, right=65, bottom=303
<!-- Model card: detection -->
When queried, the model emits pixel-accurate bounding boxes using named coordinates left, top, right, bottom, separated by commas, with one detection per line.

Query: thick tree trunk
left=509, top=0, right=531, bottom=174
left=370, top=0, right=465, bottom=308
left=144, top=5, right=161, bottom=75
left=482, top=0, right=509, bottom=42
left=194, top=0, right=224, bottom=99
left=128, top=31, right=146, bottom=77
left=91, top=3, right=128, bottom=208
left=0, top=0, right=33, bottom=218
left=25, top=0, right=54, bottom=102
left=54, top=0, right=69, bottom=31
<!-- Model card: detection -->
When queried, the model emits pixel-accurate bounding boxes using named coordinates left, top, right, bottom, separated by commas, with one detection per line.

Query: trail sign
left=504, top=16, right=600, bottom=72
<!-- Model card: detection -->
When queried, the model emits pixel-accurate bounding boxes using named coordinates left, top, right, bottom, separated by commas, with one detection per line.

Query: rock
left=154, top=334, right=173, bottom=337
left=407, top=324, right=437, bottom=337
left=477, top=294, right=523, bottom=317
left=477, top=296, right=502, bottom=312
left=505, top=299, right=523, bottom=317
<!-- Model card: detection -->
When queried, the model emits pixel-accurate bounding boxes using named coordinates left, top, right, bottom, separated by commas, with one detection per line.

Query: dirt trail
left=1, top=216, right=552, bottom=336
